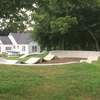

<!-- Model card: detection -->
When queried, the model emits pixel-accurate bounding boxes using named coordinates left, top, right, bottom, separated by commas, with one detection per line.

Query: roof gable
left=0, top=36, right=12, bottom=44
left=10, top=33, right=33, bottom=44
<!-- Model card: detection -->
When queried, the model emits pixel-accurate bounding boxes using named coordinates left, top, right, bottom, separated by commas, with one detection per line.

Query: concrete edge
left=0, top=61, right=80, bottom=66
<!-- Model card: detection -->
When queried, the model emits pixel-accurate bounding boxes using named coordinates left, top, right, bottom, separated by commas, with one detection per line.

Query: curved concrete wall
left=50, top=50, right=100, bottom=58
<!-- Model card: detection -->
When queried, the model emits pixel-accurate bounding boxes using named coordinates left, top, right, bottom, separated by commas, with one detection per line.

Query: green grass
left=0, top=63, right=100, bottom=100
left=6, top=56, right=20, bottom=60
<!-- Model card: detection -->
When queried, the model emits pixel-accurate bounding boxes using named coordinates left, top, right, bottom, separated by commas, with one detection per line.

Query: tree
left=0, top=0, right=35, bottom=18
left=33, top=0, right=78, bottom=50
left=33, top=0, right=100, bottom=51
left=0, top=9, right=34, bottom=33
left=0, top=0, right=35, bottom=34
left=70, top=0, right=100, bottom=50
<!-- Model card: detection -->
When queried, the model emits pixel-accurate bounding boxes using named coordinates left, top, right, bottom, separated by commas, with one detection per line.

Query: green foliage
left=0, top=0, right=35, bottom=33
left=50, top=16, right=77, bottom=35
left=0, top=0, right=34, bottom=18
left=0, top=53, right=7, bottom=58
left=33, top=0, right=100, bottom=50
left=1, top=0, right=100, bottom=50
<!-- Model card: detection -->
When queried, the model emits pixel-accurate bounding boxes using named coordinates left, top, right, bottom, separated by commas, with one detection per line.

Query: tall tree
left=70, top=0, right=100, bottom=50
left=33, top=0, right=100, bottom=50
left=33, top=0, right=78, bottom=50
left=0, top=0, right=35, bottom=34
left=0, top=0, right=35, bottom=18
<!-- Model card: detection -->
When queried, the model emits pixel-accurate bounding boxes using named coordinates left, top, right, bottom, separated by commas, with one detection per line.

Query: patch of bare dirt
left=39, top=57, right=87, bottom=64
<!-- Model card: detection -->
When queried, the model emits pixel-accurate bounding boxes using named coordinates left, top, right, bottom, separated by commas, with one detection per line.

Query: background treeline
left=33, top=0, right=100, bottom=51
left=1, top=0, right=100, bottom=51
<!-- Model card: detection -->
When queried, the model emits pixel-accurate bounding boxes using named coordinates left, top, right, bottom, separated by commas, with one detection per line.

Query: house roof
left=0, top=36, right=12, bottom=44
left=10, top=33, right=33, bottom=44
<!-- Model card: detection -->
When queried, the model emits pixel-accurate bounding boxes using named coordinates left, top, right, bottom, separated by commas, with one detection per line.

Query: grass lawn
left=6, top=56, right=20, bottom=60
left=0, top=63, right=100, bottom=100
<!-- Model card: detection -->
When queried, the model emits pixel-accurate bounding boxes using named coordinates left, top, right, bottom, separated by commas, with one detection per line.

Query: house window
left=34, top=46, right=37, bottom=52
left=6, top=47, right=11, bottom=50
left=32, top=46, right=35, bottom=52
left=32, top=46, right=37, bottom=52
left=22, top=46, right=26, bottom=51
left=13, top=46, right=15, bottom=49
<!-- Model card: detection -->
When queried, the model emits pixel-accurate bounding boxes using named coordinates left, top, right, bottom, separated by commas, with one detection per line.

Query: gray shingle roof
left=10, top=33, right=33, bottom=44
left=0, top=36, right=12, bottom=44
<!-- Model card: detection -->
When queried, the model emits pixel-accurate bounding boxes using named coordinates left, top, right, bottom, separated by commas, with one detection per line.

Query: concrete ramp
left=0, top=57, right=8, bottom=64
left=80, top=56, right=99, bottom=63
left=50, top=50, right=100, bottom=58
left=50, top=50, right=100, bottom=63
left=7, top=60, right=18, bottom=64
left=43, top=53, right=56, bottom=61
left=19, top=54, right=29, bottom=58
left=0, top=57, right=18, bottom=64
left=25, top=57, right=40, bottom=64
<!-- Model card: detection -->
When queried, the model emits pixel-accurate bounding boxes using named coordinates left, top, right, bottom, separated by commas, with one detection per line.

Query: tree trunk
left=88, top=30, right=100, bottom=51
left=62, top=36, right=65, bottom=50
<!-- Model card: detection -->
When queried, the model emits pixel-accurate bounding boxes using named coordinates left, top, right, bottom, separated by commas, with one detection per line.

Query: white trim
left=8, top=33, right=17, bottom=45
left=0, top=40, right=2, bottom=44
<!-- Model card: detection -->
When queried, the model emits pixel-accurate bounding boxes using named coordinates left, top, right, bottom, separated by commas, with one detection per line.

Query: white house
left=0, top=33, right=40, bottom=55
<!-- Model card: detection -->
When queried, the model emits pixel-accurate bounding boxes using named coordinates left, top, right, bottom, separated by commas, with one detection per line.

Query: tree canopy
left=0, top=0, right=34, bottom=18
left=1, top=0, right=100, bottom=51
left=0, top=0, right=35, bottom=34
left=33, top=0, right=100, bottom=51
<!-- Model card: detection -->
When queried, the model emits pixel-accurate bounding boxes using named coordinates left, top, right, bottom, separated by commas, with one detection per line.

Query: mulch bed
left=39, top=57, right=87, bottom=64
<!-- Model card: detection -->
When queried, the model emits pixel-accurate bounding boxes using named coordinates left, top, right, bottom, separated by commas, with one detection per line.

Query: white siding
left=28, top=42, right=40, bottom=54
left=0, top=45, right=13, bottom=53
left=19, top=45, right=29, bottom=54
left=11, top=44, right=29, bottom=54
left=0, top=43, right=40, bottom=55
left=0, top=33, right=41, bottom=55
left=0, top=40, right=2, bottom=44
